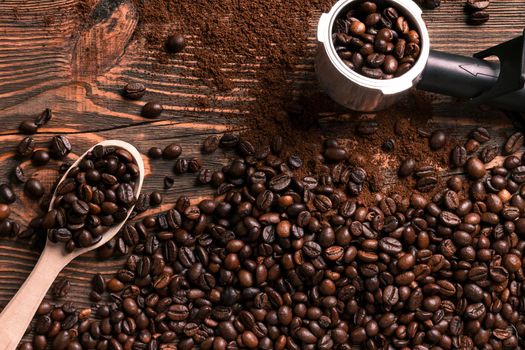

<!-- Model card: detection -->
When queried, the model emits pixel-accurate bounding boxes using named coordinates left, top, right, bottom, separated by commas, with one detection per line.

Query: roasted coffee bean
left=416, top=176, right=437, bottom=192
left=31, top=150, right=50, bottom=166
left=504, top=132, right=523, bottom=154
left=429, top=130, right=447, bottom=150
left=480, top=144, right=499, bottom=163
left=53, top=278, right=71, bottom=299
left=220, top=133, right=240, bottom=148
left=148, top=146, right=163, bottom=159
left=24, top=179, right=45, bottom=198
left=398, top=158, right=416, bottom=177
left=0, top=184, right=16, bottom=204
left=164, top=176, right=175, bottom=189
left=34, top=108, right=52, bottom=127
left=165, top=33, right=185, bottom=53
left=174, top=158, right=189, bottom=174
left=17, top=136, right=35, bottom=157
left=50, top=136, right=72, bottom=159
left=141, top=102, right=163, bottom=118
left=466, top=0, right=490, bottom=11
left=202, top=135, right=220, bottom=153
left=123, top=82, right=146, bottom=100
left=465, top=157, right=486, bottom=178
left=13, top=165, right=27, bottom=183
left=19, top=120, right=38, bottom=134
left=451, top=145, right=467, bottom=168
left=163, top=143, right=182, bottom=159
left=469, top=10, right=490, bottom=24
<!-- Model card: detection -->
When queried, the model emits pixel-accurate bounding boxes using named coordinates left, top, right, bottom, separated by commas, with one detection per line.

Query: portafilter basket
left=316, top=0, right=525, bottom=113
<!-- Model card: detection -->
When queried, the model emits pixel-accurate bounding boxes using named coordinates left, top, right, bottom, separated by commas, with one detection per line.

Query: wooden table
left=0, top=0, right=523, bottom=344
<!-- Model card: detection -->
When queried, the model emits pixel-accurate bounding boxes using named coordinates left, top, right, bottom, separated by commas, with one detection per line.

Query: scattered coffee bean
left=429, top=130, right=446, bottom=150
left=0, top=184, right=16, bottom=204
left=141, top=102, right=163, bottom=118
left=466, top=0, right=490, bottom=11
left=24, top=179, right=45, bottom=198
left=398, top=158, right=416, bottom=177
left=468, top=10, right=490, bottom=24
left=465, top=157, right=486, bottom=178
left=49, top=136, right=72, bottom=159
left=165, top=34, right=186, bottom=53
left=52, top=278, right=71, bottom=299
left=34, top=108, right=52, bottom=127
left=164, top=176, right=175, bottom=189
left=123, top=82, right=146, bottom=100
left=19, top=120, right=38, bottom=135
left=0, top=204, right=10, bottom=220
left=16, top=137, right=35, bottom=157
left=147, top=146, right=163, bottom=159
left=504, top=131, right=523, bottom=155
left=31, top=150, right=50, bottom=166
left=202, top=135, right=220, bottom=153
left=163, top=143, right=182, bottom=160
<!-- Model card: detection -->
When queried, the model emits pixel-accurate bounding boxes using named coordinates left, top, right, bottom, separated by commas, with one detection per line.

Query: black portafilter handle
left=416, top=30, right=525, bottom=113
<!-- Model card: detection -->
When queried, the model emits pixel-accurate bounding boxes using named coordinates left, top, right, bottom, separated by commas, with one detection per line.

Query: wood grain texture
left=0, top=0, right=523, bottom=345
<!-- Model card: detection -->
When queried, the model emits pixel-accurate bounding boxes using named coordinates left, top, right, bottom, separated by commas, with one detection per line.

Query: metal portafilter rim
left=319, top=0, right=431, bottom=95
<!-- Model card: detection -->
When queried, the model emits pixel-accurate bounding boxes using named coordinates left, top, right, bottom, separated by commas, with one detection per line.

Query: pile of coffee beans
left=45, top=145, right=139, bottom=251
left=465, top=0, right=490, bottom=25
left=16, top=125, right=525, bottom=349
left=332, top=0, right=421, bottom=79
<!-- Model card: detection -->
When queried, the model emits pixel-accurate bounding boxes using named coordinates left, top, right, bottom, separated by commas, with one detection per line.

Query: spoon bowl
left=0, top=140, right=144, bottom=350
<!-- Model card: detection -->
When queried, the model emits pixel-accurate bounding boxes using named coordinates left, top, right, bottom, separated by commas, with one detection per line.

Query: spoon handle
left=0, top=246, right=68, bottom=350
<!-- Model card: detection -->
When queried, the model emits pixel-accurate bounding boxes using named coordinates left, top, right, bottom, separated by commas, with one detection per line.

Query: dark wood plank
left=0, top=0, right=523, bottom=345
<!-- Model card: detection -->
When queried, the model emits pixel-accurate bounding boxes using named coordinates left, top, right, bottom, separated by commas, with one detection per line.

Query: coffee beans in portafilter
left=45, top=145, right=139, bottom=252
left=332, top=0, right=422, bottom=79
left=23, top=127, right=525, bottom=349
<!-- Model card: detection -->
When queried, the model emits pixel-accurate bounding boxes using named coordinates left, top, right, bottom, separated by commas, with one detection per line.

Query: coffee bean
left=148, top=146, right=163, bottom=159
left=17, top=137, right=35, bottom=157
left=469, top=10, right=490, bottom=24
left=53, top=278, right=71, bottom=299
left=471, top=127, right=490, bottom=142
left=0, top=184, right=16, bottom=204
left=378, top=237, right=402, bottom=254
left=398, top=158, right=416, bottom=177
left=24, top=179, right=45, bottom=198
left=141, top=102, right=163, bottom=118
left=478, top=144, right=499, bottom=163
left=466, top=0, right=490, bottom=11
left=324, top=147, right=347, bottom=162
left=32, top=150, right=50, bottom=166
left=416, top=176, right=437, bottom=192
left=465, top=157, right=486, bottom=178
left=165, top=34, right=185, bottom=53
left=429, top=130, right=447, bottom=150
left=504, top=132, right=523, bottom=154
left=50, top=136, right=72, bottom=159
left=35, top=108, right=52, bottom=127
left=163, top=143, right=182, bottom=159
left=19, top=120, right=38, bottom=134
left=202, top=135, right=220, bottom=153
left=123, top=82, right=146, bottom=100
left=450, top=145, right=467, bottom=168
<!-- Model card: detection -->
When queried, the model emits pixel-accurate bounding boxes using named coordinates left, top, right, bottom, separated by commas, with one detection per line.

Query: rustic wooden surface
left=0, top=0, right=524, bottom=345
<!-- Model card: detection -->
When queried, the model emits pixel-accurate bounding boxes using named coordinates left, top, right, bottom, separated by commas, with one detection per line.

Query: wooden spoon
left=0, top=140, right=144, bottom=350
